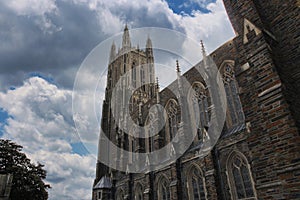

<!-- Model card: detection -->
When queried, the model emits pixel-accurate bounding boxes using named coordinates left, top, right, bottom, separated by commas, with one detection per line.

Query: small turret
left=93, top=176, right=112, bottom=200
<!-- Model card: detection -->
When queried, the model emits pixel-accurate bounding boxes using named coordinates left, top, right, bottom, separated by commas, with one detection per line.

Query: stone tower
left=93, top=25, right=156, bottom=200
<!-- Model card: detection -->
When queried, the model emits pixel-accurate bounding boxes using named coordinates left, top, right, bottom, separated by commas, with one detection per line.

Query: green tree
left=0, top=139, right=50, bottom=200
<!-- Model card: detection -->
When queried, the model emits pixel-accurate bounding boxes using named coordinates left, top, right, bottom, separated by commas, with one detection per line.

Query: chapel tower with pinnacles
left=93, top=0, right=300, bottom=199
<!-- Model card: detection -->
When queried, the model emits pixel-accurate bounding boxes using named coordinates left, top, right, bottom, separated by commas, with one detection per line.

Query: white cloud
left=0, top=77, right=97, bottom=200
left=5, top=0, right=57, bottom=16
left=178, top=0, right=235, bottom=66
left=3, top=0, right=60, bottom=34
left=0, top=77, right=76, bottom=146
left=65, top=0, right=234, bottom=70
left=47, top=153, right=95, bottom=200
left=70, top=0, right=174, bottom=34
left=96, top=8, right=123, bottom=35
left=31, top=150, right=95, bottom=200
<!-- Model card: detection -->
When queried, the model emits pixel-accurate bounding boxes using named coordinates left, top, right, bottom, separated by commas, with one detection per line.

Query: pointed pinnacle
left=176, top=60, right=181, bottom=73
left=110, top=42, right=115, bottom=51
left=200, top=40, right=206, bottom=57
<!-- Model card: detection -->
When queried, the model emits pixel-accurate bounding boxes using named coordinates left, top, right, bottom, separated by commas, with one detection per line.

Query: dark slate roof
left=93, top=176, right=112, bottom=189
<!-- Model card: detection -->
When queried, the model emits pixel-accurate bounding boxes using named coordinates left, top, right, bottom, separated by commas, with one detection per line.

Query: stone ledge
left=258, top=83, right=282, bottom=98
left=256, top=181, right=282, bottom=189
left=277, top=164, right=300, bottom=174
left=205, top=169, right=215, bottom=177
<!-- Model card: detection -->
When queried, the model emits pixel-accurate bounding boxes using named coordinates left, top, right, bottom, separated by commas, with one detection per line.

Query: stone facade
left=93, top=1, right=300, bottom=199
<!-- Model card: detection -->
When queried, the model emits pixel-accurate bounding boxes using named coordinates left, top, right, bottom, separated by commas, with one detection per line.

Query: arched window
left=128, top=134, right=134, bottom=164
left=145, top=113, right=155, bottom=152
left=116, top=188, right=125, bottom=200
left=189, top=82, right=209, bottom=141
left=123, top=54, right=127, bottom=73
left=221, top=62, right=245, bottom=128
left=157, top=176, right=170, bottom=200
left=166, top=99, right=179, bottom=141
left=132, top=61, right=136, bottom=87
left=187, top=165, right=206, bottom=200
left=130, top=125, right=140, bottom=162
left=140, top=66, right=145, bottom=84
left=227, top=152, right=256, bottom=200
left=135, top=183, right=143, bottom=200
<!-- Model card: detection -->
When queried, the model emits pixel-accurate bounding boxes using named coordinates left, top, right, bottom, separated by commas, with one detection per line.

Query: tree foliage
left=0, top=139, right=50, bottom=200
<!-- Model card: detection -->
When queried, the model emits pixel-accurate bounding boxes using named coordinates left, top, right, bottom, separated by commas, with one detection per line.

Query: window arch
left=129, top=125, right=140, bottom=162
left=226, top=151, right=256, bottom=200
left=132, top=61, right=136, bottom=87
left=157, top=175, right=170, bottom=200
left=188, top=82, right=210, bottom=142
left=220, top=62, right=245, bottom=129
left=135, top=183, right=143, bottom=200
left=145, top=113, right=155, bottom=152
left=187, top=165, right=207, bottom=200
left=128, top=133, right=135, bottom=164
left=165, top=99, right=179, bottom=141
left=140, top=66, right=145, bottom=84
left=116, top=188, right=125, bottom=200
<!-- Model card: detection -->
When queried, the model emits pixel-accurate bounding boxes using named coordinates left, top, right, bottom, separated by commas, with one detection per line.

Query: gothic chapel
left=93, top=0, right=300, bottom=199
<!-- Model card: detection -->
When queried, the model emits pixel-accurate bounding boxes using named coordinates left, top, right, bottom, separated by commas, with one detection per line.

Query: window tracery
left=132, top=61, right=136, bottom=87
left=221, top=63, right=245, bottom=128
left=187, top=165, right=206, bottom=200
left=145, top=113, right=155, bottom=152
left=135, top=183, right=143, bottom=200
left=157, top=176, right=170, bottom=200
left=116, top=189, right=125, bottom=200
left=227, top=152, right=256, bottom=200
left=166, top=100, right=179, bottom=141
left=140, top=66, right=145, bottom=84
left=191, top=83, right=209, bottom=141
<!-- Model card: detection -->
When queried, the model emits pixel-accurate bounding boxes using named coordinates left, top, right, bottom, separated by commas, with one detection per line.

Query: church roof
left=93, top=176, right=112, bottom=189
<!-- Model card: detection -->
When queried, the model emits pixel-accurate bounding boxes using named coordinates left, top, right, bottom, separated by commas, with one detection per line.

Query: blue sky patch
left=27, top=72, right=55, bottom=84
left=71, top=142, right=90, bottom=156
left=166, top=0, right=216, bottom=15
left=0, top=108, right=10, bottom=137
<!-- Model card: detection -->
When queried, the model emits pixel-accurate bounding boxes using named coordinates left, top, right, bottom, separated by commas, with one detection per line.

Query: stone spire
left=122, top=24, right=131, bottom=49
left=146, top=34, right=155, bottom=97
left=146, top=35, right=153, bottom=58
left=109, top=41, right=116, bottom=63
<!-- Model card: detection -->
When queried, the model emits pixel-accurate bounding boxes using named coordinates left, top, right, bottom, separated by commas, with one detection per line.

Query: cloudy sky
left=0, top=0, right=235, bottom=199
